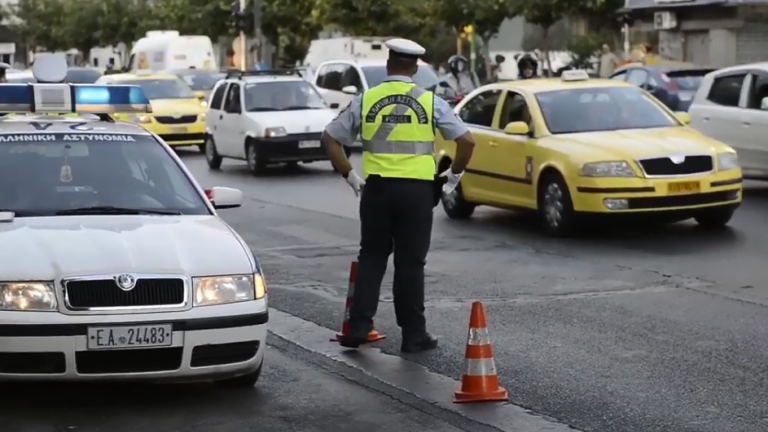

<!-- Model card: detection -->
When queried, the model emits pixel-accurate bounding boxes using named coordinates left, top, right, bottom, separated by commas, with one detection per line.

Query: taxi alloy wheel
left=205, top=136, right=222, bottom=170
left=246, top=142, right=268, bottom=175
left=539, top=173, right=577, bottom=236
left=442, top=181, right=475, bottom=220
left=694, top=207, right=735, bottom=229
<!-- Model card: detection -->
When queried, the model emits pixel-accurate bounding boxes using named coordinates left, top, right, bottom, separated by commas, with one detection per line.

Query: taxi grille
left=64, top=278, right=186, bottom=309
left=154, top=115, right=198, bottom=124
left=638, top=155, right=713, bottom=176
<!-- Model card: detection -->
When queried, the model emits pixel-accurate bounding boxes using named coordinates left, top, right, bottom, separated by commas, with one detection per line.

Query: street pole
left=253, top=0, right=263, bottom=67
left=239, top=0, right=247, bottom=70
left=469, top=24, right=476, bottom=73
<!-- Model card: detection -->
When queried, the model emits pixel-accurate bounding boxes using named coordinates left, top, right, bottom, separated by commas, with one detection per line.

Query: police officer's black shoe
left=401, top=333, right=438, bottom=353
left=338, top=331, right=370, bottom=349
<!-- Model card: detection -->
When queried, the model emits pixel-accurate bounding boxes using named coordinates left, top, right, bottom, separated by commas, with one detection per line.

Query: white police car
left=204, top=69, right=347, bottom=174
left=0, top=55, right=267, bottom=386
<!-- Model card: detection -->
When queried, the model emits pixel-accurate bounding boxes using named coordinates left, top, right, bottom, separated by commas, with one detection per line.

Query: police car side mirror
left=208, top=186, right=242, bottom=209
left=504, top=121, right=530, bottom=136
left=329, top=102, right=340, bottom=109
left=341, top=85, right=358, bottom=95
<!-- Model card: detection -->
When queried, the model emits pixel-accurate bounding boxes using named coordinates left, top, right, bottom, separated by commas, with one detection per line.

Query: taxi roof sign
left=561, top=70, right=590, bottom=82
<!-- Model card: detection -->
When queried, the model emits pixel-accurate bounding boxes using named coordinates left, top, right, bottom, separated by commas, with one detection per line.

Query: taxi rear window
left=0, top=132, right=209, bottom=216
left=535, top=87, right=678, bottom=134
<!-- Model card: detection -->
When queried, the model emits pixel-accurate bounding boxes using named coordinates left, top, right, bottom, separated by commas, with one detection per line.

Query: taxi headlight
left=127, top=114, right=152, bottom=124
left=0, top=282, right=57, bottom=311
left=579, top=161, right=636, bottom=177
left=199, top=112, right=206, bottom=121
left=200, top=100, right=208, bottom=108
left=194, top=274, right=266, bottom=306
left=718, top=152, right=739, bottom=171
left=265, top=126, right=288, bottom=137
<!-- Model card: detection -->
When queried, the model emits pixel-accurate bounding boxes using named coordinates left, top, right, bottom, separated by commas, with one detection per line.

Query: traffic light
left=463, top=24, right=473, bottom=35
left=229, top=0, right=254, bottom=34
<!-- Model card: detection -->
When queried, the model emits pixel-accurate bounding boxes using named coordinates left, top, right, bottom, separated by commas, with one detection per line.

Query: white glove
left=345, top=171, right=365, bottom=197
left=440, top=168, right=463, bottom=195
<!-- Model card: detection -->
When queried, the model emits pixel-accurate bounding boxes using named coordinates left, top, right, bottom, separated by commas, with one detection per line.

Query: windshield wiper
left=55, top=206, right=182, bottom=216
left=0, top=209, right=45, bottom=217
left=247, top=108, right=280, bottom=112
left=282, top=106, right=316, bottom=111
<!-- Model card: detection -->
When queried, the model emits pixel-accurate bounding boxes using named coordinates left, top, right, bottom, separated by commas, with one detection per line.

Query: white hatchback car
left=0, top=74, right=267, bottom=386
left=689, top=62, right=768, bottom=178
left=204, top=69, right=345, bottom=174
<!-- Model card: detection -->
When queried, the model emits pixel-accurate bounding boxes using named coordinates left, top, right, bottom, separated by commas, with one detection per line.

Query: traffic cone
left=330, top=261, right=385, bottom=343
left=453, top=301, right=508, bottom=403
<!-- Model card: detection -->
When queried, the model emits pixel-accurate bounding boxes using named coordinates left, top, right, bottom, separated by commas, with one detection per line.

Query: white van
left=304, top=37, right=391, bottom=68
left=128, top=31, right=216, bottom=72
left=688, top=62, right=768, bottom=178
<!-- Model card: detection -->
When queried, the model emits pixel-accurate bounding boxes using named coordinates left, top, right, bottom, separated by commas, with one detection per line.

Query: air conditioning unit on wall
left=654, top=11, right=678, bottom=30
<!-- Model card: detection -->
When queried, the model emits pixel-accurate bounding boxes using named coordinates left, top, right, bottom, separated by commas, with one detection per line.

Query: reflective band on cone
left=453, top=301, right=508, bottom=403
left=330, top=261, right=386, bottom=343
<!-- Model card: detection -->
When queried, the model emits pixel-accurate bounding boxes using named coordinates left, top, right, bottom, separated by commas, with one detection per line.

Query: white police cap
left=385, top=38, right=426, bottom=59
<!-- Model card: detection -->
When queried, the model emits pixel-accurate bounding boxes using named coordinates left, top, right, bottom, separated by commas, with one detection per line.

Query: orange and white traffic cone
left=330, top=261, right=385, bottom=343
left=453, top=301, right=508, bottom=403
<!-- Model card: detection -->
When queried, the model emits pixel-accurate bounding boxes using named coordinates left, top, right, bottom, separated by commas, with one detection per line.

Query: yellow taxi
left=94, top=72, right=207, bottom=150
left=436, top=70, right=742, bottom=236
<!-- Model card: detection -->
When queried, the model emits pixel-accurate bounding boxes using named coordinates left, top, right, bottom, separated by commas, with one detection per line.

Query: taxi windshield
left=361, top=65, right=440, bottom=91
left=0, top=133, right=209, bottom=216
left=244, top=80, right=327, bottom=111
left=120, top=78, right=196, bottom=100
left=175, top=71, right=225, bottom=91
left=535, top=86, right=679, bottom=134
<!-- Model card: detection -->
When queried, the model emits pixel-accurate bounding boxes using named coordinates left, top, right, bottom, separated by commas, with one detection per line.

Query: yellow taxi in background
left=95, top=72, right=207, bottom=150
left=436, top=70, right=742, bottom=236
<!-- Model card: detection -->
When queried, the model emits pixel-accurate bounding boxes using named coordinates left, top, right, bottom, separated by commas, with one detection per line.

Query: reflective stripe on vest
left=360, top=81, right=436, bottom=180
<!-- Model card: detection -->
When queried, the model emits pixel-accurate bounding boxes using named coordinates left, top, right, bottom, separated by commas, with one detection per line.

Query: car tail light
left=204, top=189, right=212, bottom=199
left=660, top=73, right=678, bottom=90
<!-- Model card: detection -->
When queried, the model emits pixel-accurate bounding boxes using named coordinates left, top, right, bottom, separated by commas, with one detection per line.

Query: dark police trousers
left=348, top=174, right=434, bottom=336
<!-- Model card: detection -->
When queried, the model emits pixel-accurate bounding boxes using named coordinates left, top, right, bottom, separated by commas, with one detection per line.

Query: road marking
left=268, top=307, right=582, bottom=432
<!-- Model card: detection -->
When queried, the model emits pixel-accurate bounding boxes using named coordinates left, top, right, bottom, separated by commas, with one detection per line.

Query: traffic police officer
left=322, top=38, right=476, bottom=352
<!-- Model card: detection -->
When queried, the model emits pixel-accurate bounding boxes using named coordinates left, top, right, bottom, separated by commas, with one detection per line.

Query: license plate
left=667, top=181, right=700, bottom=194
left=298, top=140, right=321, bottom=148
left=87, top=324, right=173, bottom=350
left=170, top=126, right=188, bottom=134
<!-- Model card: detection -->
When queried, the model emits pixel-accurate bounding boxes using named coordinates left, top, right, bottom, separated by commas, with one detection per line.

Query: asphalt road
left=180, top=149, right=768, bottom=432
left=2, top=340, right=487, bottom=432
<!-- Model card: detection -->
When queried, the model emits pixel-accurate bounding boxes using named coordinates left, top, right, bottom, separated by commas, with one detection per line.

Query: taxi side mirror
left=341, top=85, right=358, bottom=95
left=503, top=121, right=530, bottom=136
left=674, top=111, right=691, bottom=125
left=207, top=186, right=242, bottom=209
left=194, top=91, right=206, bottom=100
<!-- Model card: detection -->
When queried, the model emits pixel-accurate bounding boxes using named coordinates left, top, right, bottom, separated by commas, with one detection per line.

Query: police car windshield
left=0, top=133, right=210, bottom=216
left=535, top=87, right=679, bottom=134
left=174, top=71, right=225, bottom=91
left=244, top=81, right=327, bottom=111
left=120, top=79, right=196, bottom=100
left=361, top=65, right=440, bottom=91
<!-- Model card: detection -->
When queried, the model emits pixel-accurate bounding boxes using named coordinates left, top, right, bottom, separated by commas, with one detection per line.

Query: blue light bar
left=0, top=83, right=152, bottom=115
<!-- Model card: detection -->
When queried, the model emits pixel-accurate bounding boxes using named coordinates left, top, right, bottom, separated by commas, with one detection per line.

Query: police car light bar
left=561, top=70, right=590, bottom=82
left=0, top=83, right=152, bottom=114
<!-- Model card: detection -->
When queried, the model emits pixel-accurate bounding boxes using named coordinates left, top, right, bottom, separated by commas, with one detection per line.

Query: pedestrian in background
left=322, top=38, right=476, bottom=353
left=599, top=44, right=620, bottom=78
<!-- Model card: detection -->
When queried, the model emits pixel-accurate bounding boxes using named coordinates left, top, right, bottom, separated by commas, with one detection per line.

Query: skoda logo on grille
left=114, top=274, right=137, bottom=291
left=669, top=155, right=686, bottom=164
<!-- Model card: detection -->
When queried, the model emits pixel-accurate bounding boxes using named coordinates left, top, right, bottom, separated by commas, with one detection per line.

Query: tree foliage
left=262, top=0, right=324, bottom=64
left=7, top=0, right=68, bottom=51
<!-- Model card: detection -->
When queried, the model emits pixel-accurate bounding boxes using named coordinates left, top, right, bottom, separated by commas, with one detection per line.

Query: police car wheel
left=246, top=141, right=268, bottom=175
left=205, top=136, right=222, bottom=170
left=538, top=172, right=577, bottom=237
left=215, top=359, right=263, bottom=388
left=694, top=208, right=734, bottom=229
left=442, top=182, right=475, bottom=219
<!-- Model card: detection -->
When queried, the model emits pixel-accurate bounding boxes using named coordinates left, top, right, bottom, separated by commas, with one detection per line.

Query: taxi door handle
left=488, top=141, right=498, bottom=147
left=219, top=114, right=223, bottom=120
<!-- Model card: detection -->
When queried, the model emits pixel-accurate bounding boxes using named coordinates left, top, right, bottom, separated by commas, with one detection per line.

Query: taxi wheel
left=694, top=208, right=734, bottom=229
left=442, top=181, right=475, bottom=219
left=246, top=141, right=268, bottom=175
left=205, top=136, right=222, bottom=170
left=538, top=173, right=577, bottom=237
left=215, top=360, right=263, bottom=388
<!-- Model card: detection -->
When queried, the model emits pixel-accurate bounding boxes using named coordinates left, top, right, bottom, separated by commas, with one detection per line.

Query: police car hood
left=0, top=215, right=253, bottom=280
left=246, top=109, right=337, bottom=134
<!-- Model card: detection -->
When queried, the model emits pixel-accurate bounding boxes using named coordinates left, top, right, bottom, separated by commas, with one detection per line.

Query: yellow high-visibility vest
left=360, top=81, right=435, bottom=180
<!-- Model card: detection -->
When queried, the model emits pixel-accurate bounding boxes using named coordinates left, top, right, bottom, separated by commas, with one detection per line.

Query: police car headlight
left=0, top=282, right=57, bottom=311
left=579, top=161, right=636, bottom=177
left=194, top=274, right=266, bottom=306
left=265, top=127, right=288, bottom=137
left=718, top=152, right=739, bottom=171
left=127, top=114, right=152, bottom=124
